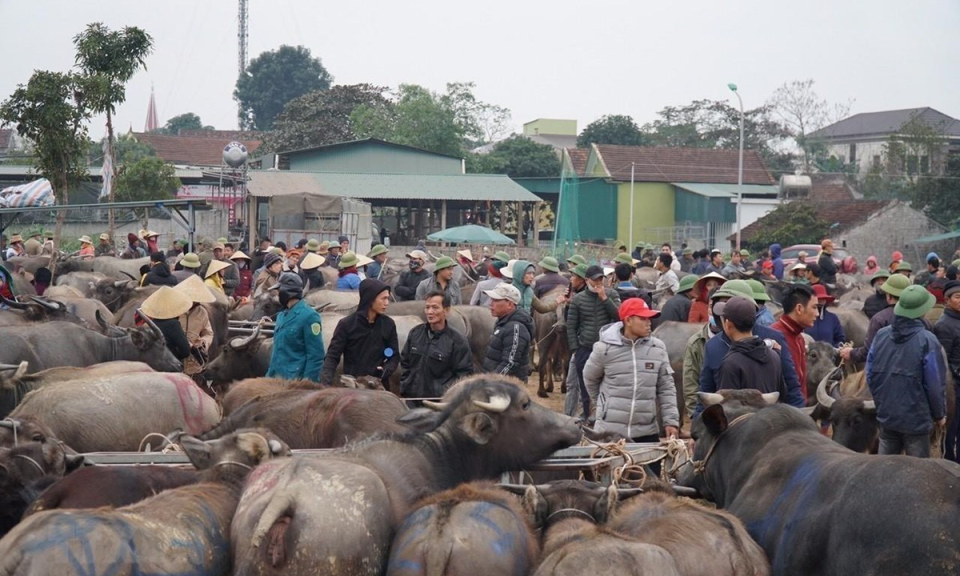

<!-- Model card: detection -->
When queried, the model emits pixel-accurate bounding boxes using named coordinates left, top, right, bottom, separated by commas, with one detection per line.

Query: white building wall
left=826, top=141, right=887, bottom=176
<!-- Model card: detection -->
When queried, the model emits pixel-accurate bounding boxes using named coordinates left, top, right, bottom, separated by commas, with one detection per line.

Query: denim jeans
left=574, top=346, right=593, bottom=420
left=563, top=353, right=580, bottom=418
left=878, top=428, right=930, bottom=458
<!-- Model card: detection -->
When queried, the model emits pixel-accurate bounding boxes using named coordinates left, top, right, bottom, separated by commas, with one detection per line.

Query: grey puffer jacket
left=583, top=322, right=679, bottom=439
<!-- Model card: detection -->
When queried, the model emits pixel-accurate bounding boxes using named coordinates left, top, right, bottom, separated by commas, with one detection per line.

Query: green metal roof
left=913, top=230, right=960, bottom=243
left=672, top=182, right=779, bottom=198
left=247, top=171, right=540, bottom=202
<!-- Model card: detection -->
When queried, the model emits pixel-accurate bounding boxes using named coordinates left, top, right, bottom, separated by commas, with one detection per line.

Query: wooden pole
left=516, top=201, right=523, bottom=247
left=500, top=200, right=506, bottom=233
left=532, top=201, right=540, bottom=249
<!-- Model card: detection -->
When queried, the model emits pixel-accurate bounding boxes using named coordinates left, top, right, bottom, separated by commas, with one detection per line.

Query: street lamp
left=729, top=83, right=744, bottom=251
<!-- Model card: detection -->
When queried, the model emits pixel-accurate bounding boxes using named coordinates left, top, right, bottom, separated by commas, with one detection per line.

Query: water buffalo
left=52, top=271, right=106, bottom=298
left=0, top=429, right=290, bottom=576
left=831, top=307, right=868, bottom=348
left=0, top=296, right=79, bottom=327
left=515, top=480, right=681, bottom=576
left=534, top=287, right=568, bottom=398
left=304, top=289, right=360, bottom=314
left=91, top=277, right=140, bottom=312
left=679, top=389, right=960, bottom=576
left=230, top=375, right=582, bottom=576
left=609, top=482, right=770, bottom=576
left=5, top=255, right=51, bottom=275
left=39, top=295, right=115, bottom=329
left=386, top=482, right=540, bottom=576
left=0, top=435, right=84, bottom=537
left=219, top=377, right=382, bottom=415
left=201, top=387, right=408, bottom=449
left=23, top=465, right=199, bottom=517
left=652, top=321, right=704, bottom=427
left=56, top=255, right=148, bottom=280
left=0, top=321, right=181, bottom=373
left=10, top=372, right=221, bottom=452
left=0, top=417, right=60, bottom=450
left=0, top=360, right=154, bottom=418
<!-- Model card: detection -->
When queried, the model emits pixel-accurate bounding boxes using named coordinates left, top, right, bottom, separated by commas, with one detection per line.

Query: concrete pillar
left=532, top=201, right=540, bottom=248
left=500, top=200, right=507, bottom=233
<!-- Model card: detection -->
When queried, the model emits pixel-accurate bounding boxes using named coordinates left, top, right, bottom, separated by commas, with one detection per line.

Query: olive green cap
left=567, top=254, right=587, bottom=267
left=894, top=285, right=935, bottom=319
left=869, top=270, right=890, bottom=285
left=493, top=251, right=511, bottom=263
left=538, top=256, right=560, bottom=273
left=710, top=279, right=757, bottom=306
left=433, top=255, right=456, bottom=271
left=881, top=273, right=911, bottom=297
left=338, top=251, right=359, bottom=269
left=745, top=279, right=771, bottom=302
left=677, top=274, right=698, bottom=293
left=614, top=252, right=634, bottom=265
left=368, top=244, right=388, bottom=258
left=895, top=261, right=913, bottom=273
left=571, top=263, right=589, bottom=279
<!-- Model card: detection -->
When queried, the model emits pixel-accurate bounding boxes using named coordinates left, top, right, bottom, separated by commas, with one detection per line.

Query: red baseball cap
left=762, top=260, right=774, bottom=270
left=619, top=298, right=660, bottom=321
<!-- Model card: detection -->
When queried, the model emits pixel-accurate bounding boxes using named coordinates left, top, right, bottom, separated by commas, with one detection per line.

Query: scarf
left=339, top=266, right=358, bottom=278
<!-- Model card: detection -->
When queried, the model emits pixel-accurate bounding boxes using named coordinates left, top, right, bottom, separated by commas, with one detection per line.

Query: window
left=920, top=155, right=930, bottom=174
left=873, top=155, right=881, bottom=168
left=849, top=144, right=857, bottom=164
left=906, top=156, right=918, bottom=175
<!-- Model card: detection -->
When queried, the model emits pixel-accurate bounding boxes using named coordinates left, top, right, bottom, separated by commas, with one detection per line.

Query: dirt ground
left=523, top=371, right=567, bottom=413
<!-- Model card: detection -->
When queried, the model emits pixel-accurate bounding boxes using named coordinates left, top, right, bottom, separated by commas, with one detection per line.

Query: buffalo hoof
left=537, top=389, right=549, bottom=398
left=546, top=382, right=555, bottom=393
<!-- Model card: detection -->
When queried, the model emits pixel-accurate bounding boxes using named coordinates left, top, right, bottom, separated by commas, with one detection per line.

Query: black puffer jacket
left=320, top=279, right=400, bottom=385
left=142, top=262, right=179, bottom=287
left=400, top=323, right=474, bottom=397
left=863, top=291, right=888, bottom=320
left=934, top=308, right=960, bottom=379
left=482, top=307, right=535, bottom=382
left=301, top=268, right=326, bottom=291
left=818, top=252, right=838, bottom=284
left=717, top=336, right=785, bottom=396
left=395, top=268, right=431, bottom=301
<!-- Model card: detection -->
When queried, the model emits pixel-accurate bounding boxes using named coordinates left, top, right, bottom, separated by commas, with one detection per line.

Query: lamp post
left=729, top=83, right=744, bottom=251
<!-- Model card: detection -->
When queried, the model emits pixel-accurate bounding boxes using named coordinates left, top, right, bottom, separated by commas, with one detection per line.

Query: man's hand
left=937, top=417, right=947, bottom=429
left=839, top=347, right=852, bottom=361
left=664, top=425, right=679, bottom=439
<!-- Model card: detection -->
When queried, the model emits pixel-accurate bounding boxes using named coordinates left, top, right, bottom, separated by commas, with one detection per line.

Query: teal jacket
left=266, top=299, right=325, bottom=382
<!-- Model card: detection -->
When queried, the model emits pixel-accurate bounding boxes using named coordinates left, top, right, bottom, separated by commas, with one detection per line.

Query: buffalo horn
left=0, top=294, right=30, bottom=310
left=113, top=280, right=129, bottom=288
left=422, top=400, right=449, bottom=411
left=229, top=325, right=261, bottom=350
left=0, top=363, right=23, bottom=372
left=671, top=485, right=701, bottom=498
left=142, top=314, right=164, bottom=340
left=816, top=373, right=836, bottom=410
left=0, top=419, right=21, bottom=430
left=862, top=400, right=877, bottom=413
left=28, top=296, right=63, bottom=311
left=698, top=392, right=725, bottom=407
left=615, top=487, right=646, bottom=499
left=496, top=483, right=547, bottom=495
left=473, top=394, right=511, bottom=413
left=761, top=392, right=780, bottom=405
left=119, top=271, right=137, bottom=281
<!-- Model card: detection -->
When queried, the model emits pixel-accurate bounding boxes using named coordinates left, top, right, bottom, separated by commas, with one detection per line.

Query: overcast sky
left=2, top=0, right=958, bottom=140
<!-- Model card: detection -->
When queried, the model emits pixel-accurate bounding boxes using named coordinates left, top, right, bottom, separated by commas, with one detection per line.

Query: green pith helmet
left=869, top=270, right=891, bottom=285
left=677, top=274, right=698, bottom=293
left=894, top=285, right=935, bottom=319
left=338, top=251, right=359, bottom=269
left=881, top=273, right=911, bottom=297
left=571, top=263, right=589, bottom=279
left=896, top=261, right=913, bottom=273
left=711, top=279, right=757, bottom=305
left=493, top=251, right=511, bottom=263
left=306, top=239, right=322, bottom=252
left=368, top=244, right=388, bottom=258
left=614, top=252, right=634, bottom=265
left=538, top=256, right=560, bottom=273
left=433, top=256, right=456, bottom=271
left=745, top=279, right=771, bottom=302
left=567, top=254, right=588, bottom=267
left=739, top=249, right=751, bottom=257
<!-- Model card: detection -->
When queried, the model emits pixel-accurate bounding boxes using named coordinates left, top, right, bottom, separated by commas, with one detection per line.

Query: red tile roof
left=134, top=133, right=262, bottom=166
left=176, top=129, right=264, bottom=140
left=594, top=145, right=774, bottom=185
left=566, top=148, right=589, bottom=175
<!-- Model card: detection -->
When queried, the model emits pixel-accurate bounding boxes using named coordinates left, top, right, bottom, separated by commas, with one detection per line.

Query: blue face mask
left=709, top=315, right=717, bottom=327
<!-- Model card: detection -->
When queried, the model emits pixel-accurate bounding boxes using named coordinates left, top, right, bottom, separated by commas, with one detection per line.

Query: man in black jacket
left=394, top=250, right=431, bottom=301
left=716, top=296, right=785, bottom=395
left=142, top=252, right=179, bottom=287
left=652, top=273, right=697, bottom=329
left=320, top=278, right=400, bottom=387
left=400, top=291, right=473, bottom=398
left=863, top=270, right=891, bottom=319
left=818, top=239, right=839, bottom=285
left=934, top=280, right=960, bottom=461
left=481, top=283, right=534, bottom=382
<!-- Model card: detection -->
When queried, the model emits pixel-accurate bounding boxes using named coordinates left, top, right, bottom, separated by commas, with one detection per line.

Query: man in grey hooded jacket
left=584, top=298, right=680, bottom=455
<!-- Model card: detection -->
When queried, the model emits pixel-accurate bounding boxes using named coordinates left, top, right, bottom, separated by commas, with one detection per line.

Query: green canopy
left=427, top=224, right=516, bottom=245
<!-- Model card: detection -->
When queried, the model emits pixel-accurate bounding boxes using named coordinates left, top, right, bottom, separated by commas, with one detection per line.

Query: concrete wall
left=834, top=201, right=948, bottom=266
left=826, top=141, right=886, bottom=176
left=523, top=119, right=577, bottom=136
left=616, top=182, right=674, bottom=247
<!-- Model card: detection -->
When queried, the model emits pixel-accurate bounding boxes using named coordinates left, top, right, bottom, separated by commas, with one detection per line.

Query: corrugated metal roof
left=0, top=165, right=204, bottom=179
left=809, top=107, right=960, bottom=140
left=914, top=230, right=960, bottom=243
left=247, top=171, right=540, bottom=202
left=672, top=182, right=779, bottom=198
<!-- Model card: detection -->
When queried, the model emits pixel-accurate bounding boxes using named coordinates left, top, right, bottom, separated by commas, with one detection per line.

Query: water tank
left=223, top=141, right=248, bottom=168
left=779, top=174, right=812, bottom=199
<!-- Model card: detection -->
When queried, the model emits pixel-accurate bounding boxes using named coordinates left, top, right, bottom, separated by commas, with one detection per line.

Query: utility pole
left=238, top=0, right=249, bottom=129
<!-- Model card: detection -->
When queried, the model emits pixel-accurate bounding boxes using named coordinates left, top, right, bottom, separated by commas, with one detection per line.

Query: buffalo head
left=179, top=428, right=290, bottom=478
left=0, top=295, right=68, bottom=323
left=204, top=327, right=268, bottom=385
left=250, top=293, right=281, bottom=322
left=93, top=278, right=137, bottom=313
left=500, top=480, right=644, bottom=528
left=396, top=374, right=582, bottom=478
left=116, top=319, right=182, bottom=373
left=816, top=372, right=878, bottom=453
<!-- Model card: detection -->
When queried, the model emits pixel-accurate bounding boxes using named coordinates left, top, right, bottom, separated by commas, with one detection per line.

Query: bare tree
left=767, top=79, right=852, bottom=172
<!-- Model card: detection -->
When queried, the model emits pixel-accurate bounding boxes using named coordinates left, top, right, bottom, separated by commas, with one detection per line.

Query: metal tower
left=237, top=0, right=249, bottom=127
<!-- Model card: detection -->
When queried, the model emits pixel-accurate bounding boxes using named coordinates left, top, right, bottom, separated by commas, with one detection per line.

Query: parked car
left=780, top=244, right=848, bottom=269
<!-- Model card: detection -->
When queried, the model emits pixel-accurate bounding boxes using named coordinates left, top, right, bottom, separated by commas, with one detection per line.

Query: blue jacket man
left=694, top=280, right=805, bottom=417
left=868, top=285, right=947, bottom=457
left=266, top=273, right=325, bottom=382
left=769, top=243, right=784, bottom=280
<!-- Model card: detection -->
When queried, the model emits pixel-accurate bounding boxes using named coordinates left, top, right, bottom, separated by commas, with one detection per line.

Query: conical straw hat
left=174, top=274, right=216, bottom=304
left=205, top=260, right=231, bottom=278
left=140, top=286, right=192, bottom=320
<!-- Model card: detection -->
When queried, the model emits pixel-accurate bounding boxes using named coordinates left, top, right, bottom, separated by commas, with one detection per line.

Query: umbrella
left=427, top=224, right=516, bottom=245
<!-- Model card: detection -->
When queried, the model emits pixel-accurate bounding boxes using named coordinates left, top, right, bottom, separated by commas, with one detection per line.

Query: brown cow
left=201, top=387, right=408, bottom=449
left=609, top=482, right=770, bottom=576
left=386, top=482, right=540, bottom=576
left=513, top=481, right=681, bottom=576
left=0, top=429, right=289, bottom=576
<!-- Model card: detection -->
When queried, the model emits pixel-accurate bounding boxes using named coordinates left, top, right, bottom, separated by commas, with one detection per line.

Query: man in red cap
left=804, top=284, right=845, bottom=347
left=583, top=297, right=679, bottom=471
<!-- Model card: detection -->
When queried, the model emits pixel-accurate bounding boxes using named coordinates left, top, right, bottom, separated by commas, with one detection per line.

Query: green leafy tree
left=74, top=23, right=153, bottom=235
left=468, top=136, right=560, bottom=177
left=159, top=112, right=213, bottom=134
left=235, top=45, right=333, bottom=130
left=746, top=201, right=830, bottom=252
left=0, top=71, right=94, bottom=251
left=912, top=155, right=960, bottom=225
left=88, top=133, right=157, bottom=165
left=576, top=115, right=648, bottom=147
left=351, top=83, right=501, bottom=158
left=263, top=84, right=390, bottom=152
left=114, top=156, right=181, bottom=226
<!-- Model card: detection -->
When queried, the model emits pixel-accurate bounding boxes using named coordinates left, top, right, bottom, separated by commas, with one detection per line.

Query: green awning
left=913, top=230, right=960, bottom=243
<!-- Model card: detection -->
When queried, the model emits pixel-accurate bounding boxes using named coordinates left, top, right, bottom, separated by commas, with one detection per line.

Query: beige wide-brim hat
left=501, top=259, right=518, bottom=280
left=78, top=235, right=93, bottom=245
left=229, top=250, right=251, bottom=261
left=99, top=233, right=110, bottom=241
left=300, top=252, right=324, bottom=270
left=144, top=230, right=159, bottom=239
left=140, top=286, right=192, bottom=320
left=174, top=274, right=216, bottom=304
left=9, top=235, right=22, bottom=244
left=205, top=259, right=231, bottom=278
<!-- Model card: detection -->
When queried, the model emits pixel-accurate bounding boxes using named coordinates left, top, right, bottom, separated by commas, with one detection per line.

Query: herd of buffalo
left=0, top=254, right=957, bottom=575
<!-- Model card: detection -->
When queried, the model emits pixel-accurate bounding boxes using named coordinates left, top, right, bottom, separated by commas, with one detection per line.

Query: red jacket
left=771, top=315, right=808, bottom=399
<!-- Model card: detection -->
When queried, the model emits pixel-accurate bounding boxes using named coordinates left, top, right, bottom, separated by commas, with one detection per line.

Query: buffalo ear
left=180, top=435, right=213, bottom=470
left=396, top=408, right=445, bottom=433
left=594, top=485, right=618, bottom=524
left=459, top=412, right=497, bottom=445
left=521, top=485, right=548, bottom=527
left=129, top=329, right=147, bottom=350
left=701, top=404, right=729, bottom=437
left=65, top=454, right=85, bottom=473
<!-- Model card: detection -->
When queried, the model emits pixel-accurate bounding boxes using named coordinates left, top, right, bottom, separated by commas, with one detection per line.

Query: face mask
left=279, top=291, right=292, bottom=307
left=410, top=261, right=422, bottom=270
